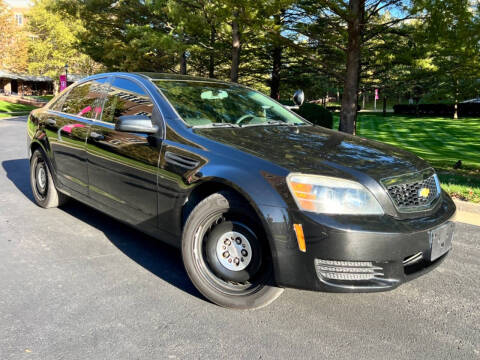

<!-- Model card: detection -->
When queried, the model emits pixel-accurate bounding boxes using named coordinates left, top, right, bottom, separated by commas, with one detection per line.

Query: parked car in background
left=27, top=72, right=456, bottom=309
left=461, top=98, right=480, bottom=103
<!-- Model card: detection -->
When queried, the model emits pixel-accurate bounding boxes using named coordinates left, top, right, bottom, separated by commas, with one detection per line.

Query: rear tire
left=30, top=149, right=68, bottom=208
left=182, top=191, right=283, bottom=309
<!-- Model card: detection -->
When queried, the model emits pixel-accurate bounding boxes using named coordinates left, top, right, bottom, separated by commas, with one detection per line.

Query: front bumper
left=261, top=192, right=456, bottom=292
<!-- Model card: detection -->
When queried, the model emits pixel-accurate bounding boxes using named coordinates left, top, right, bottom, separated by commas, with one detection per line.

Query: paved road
left=1, top=116, right=479, bottom=360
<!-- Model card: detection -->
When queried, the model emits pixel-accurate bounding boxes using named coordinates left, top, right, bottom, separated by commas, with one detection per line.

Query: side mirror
left=293, top=90, right=305, bottom=106
left=115, top=115, right=158, bottom=134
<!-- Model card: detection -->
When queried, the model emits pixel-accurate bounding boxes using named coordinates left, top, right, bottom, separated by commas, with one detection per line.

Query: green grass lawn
left=333, top=113, right=480, bottom=203
left=0, top=100, right=37, bottom=114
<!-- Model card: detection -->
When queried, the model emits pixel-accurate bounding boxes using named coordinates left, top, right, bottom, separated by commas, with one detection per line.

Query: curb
left=0, top=115, right=29, bottom=120
left=0, top=111, right=31, bottom=115
left=453, top=200, right=480, bottom=227
left=453, top=199, right=480, bottom=214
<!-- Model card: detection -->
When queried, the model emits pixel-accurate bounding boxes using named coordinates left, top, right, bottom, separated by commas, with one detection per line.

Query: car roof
left=79, top=72, right=237, bottom=87
left=136, top=72, right=232, bottom=84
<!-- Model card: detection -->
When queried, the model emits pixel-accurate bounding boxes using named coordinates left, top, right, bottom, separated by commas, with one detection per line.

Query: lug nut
left=241, top=258, right=244, bottom=262
left=241, top=249, right=248, bottom=257
left=242, top=244, right=246, bottom=248
left=234, top=257, right=240, bottom=265
left=235, top=238, right=242, bottom=245
left=222, top=251, right=229, bottom=258
left=224, top=239, right=231, bottom=246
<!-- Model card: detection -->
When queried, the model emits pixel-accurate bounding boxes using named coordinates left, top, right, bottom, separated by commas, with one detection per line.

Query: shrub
left=278, top=99, right=295, bottom=106
left=278, top=99, right=333, bottom=128
left=326, top=105, right=341, bottom=112
left=326, top=104, right=361, bottom=112
left=291, top=103, right=333, bottom=128
left=393, top=103, right=480, bottom=117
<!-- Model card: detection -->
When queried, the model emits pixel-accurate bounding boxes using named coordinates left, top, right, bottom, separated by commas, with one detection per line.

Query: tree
left=0, top=0, right=28, bottom=73
left=295, top=0, right=411, bottom=134
left=339, top=0, right=364, bottom=134
left=55, top=0, right=178, bottom=72
left=412, top=0, right=480, bottom=118
left=165, top=0, right=230, bottom=78
left=269, top=11, right=283, bottom=98
left=27, top=0, right=103, bottom=79
left=223, top=0, right=262, bottom=83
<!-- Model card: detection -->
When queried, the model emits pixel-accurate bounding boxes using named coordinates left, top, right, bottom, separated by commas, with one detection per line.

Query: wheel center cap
left=216, top=231, right=252, bottom=271
left=37, top=167, right=46, bottom=189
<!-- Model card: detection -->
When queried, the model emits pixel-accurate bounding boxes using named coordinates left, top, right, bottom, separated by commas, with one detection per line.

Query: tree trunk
left=270, top=12, right=283, bottom=100
left=180, top=51, right=187, bottom=75
left=270, top=44, right=282, bottom=99
left=454, top=79, right=459, bottom=119
left=209, top=26, right=216, bottom=78
left=230, top=13, right=241, bottom=83
left=383, top=96, right=387, bottom=116
left=339, top=0, right=365, bottom=135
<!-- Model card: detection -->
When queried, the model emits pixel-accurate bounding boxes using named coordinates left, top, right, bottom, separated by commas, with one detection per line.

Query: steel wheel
left=182, top=191, right=283, bottom=309
left=30, top=149, right=68, bottom=208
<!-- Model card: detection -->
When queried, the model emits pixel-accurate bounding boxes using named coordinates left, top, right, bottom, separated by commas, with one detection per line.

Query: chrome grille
left=382, top=169, right=441, bottom=212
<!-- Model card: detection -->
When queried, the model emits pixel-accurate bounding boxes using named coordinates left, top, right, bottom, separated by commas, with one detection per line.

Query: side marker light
left=293, top=223, right=306, bottom=252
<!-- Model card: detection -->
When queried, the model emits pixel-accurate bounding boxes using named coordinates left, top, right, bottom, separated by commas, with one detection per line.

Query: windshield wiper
left=192, top=123, right=240, bottom=129
left=240, top=120, right=298, bottom=128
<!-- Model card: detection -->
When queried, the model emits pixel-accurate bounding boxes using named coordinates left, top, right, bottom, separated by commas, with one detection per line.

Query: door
left=46, top=78, right=108, bottom=195
left=86, top=76, right=162, bottom=227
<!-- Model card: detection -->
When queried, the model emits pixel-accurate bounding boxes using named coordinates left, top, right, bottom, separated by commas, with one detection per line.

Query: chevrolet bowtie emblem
left=419, top=188, right=430, bottom=198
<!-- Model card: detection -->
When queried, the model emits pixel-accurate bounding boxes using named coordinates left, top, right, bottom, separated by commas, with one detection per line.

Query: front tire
left=182, top=191, right=283, bottom=309
left=30, top=149, right=67, bottom=208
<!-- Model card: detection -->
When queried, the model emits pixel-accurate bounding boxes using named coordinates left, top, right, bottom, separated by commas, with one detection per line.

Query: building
left=1, top=1, right=85, bottom=96
left=0, top=70, right=53, bottom=96
left=0, top=70, right=87, bottom=96
left=4, top=0, right=30, bottom=27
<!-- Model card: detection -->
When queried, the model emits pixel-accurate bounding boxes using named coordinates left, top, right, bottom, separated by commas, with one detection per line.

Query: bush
left=393, top=103, right=480, bottom=117
left=278, top=99, right=333, bottom=128
left=278, top=99, right=295, bottom=106
left=291, top=103, right=333, bottom=129
left=326, top=105, right=341, bottom=111
left=326, top=104, right=361, bottom=112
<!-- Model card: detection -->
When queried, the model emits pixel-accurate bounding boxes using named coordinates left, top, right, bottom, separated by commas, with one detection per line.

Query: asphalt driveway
left=1, top=116, right=479, bottom=359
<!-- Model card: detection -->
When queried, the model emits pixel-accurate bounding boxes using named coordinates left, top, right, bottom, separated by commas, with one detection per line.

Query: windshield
left=153, top=80, right=306, bottom=127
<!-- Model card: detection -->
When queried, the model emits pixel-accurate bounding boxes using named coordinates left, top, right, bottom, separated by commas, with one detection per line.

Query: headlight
left=287, top=174, right=384, bottom=215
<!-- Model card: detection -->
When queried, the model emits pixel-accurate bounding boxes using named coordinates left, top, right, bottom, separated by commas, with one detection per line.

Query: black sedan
left=27, top=72, right=455, bottom=309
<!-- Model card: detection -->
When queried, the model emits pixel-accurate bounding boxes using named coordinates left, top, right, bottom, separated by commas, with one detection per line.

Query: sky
left=4, top=0, right=31, bottom=7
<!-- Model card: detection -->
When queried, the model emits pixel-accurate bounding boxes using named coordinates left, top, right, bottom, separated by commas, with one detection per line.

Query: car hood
left=194, top=125, right=430, bottom=181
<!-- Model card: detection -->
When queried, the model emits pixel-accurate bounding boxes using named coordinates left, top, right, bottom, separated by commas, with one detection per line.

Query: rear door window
left=61, top=78, right=108, bottom=119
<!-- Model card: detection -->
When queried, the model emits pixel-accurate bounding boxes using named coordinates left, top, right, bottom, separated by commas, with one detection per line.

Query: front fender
left=197, top=164, right=289, bottom=209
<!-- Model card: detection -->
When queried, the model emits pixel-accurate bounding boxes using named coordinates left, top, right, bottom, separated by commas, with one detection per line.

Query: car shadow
left=2, top=158, right=34, bottom=202
left=2, top=158, right=204, bottom=302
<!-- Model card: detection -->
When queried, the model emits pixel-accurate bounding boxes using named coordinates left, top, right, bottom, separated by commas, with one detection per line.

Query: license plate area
left=428, top=222, right=454, bottom=261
